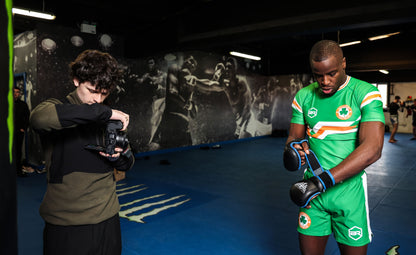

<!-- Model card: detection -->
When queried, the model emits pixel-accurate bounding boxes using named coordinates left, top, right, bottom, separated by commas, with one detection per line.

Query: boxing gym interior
left=4, top=0, right=416, bottom=254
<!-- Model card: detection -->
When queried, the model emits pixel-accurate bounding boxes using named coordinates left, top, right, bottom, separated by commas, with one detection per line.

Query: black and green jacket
left=30, top=90, right=134, bottom=226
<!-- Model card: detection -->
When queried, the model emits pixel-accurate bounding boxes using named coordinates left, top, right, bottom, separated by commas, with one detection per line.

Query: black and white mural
left=14, top=24, right=312, bottom=165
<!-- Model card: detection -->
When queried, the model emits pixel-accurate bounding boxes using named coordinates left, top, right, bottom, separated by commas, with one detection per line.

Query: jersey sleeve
left=290, top=95, right=304, bottom=124
left=358, top=84, right=385, bottom=124
left=290, top=86, right=311, bottom=125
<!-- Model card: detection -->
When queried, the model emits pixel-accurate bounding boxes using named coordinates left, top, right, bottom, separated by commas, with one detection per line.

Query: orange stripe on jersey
left=307, top=124, right=358, bottom=138
left=292, top=99, right=302, bottom=113
left=361, top=93, right=382, bottom=108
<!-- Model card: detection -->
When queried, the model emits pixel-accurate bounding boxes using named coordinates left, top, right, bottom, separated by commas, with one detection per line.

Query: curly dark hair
left=69, top=49, right=123, bottom=91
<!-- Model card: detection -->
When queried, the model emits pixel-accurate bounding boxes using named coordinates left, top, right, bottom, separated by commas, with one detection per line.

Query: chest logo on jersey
left=336, top=105, right=353, bottom=120
left=307, top=107, right=318, bottom=118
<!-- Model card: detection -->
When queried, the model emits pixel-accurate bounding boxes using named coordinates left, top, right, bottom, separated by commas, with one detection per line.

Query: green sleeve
left=30, top=98, right=62, bottom=133
left=359, top=83, right=385, bottom=124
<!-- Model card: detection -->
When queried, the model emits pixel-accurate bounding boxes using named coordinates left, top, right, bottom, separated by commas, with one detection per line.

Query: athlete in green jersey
left=286, top=40, right=385, bottom=255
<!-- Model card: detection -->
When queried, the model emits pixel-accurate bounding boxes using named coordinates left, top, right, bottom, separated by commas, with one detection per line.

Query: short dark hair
left=69, top=49, right=123, bottom=91
left=309, top=40, right=343, bottom=65
left=395, top=96, right=401, bottom=100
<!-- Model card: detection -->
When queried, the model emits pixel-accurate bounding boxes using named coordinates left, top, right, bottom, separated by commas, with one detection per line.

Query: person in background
left=388, top=95, right=404, bottom=143
left=407, top=98, right=416, bottom=140
left=30, top=49, right=134, bottom=255
left=404, top=95, right=413, bottom=109
left=286, top=40, right=384, bottom=255
left=13, top=86, right=30, bottom=177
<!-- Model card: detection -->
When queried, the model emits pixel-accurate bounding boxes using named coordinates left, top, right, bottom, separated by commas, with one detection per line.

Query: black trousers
left=14, top=131, right=24, bottom=175
left=43, top=214, right=122, bottom=255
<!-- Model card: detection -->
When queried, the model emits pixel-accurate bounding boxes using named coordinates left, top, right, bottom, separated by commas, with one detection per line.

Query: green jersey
left=291, top=76, right=385, bottom=172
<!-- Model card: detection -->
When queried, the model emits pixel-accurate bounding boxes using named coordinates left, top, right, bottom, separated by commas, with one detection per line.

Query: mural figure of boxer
left=198, top=57, right=254, bottom=139
left=156, top=55, right=219, bottom=149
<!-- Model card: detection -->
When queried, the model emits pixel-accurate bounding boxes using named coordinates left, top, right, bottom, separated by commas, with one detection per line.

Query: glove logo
left=298, top=212, right=311, bottom=229
left=336, top=105, right=353, bottom=120
left=307, top=107, right=318, bottom=118
left=348, top=226, right=363, bottom=240
left=294, top=182, right=308, bottom=193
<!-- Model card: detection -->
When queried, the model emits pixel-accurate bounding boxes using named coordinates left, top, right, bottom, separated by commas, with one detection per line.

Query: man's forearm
left=329, top=121, right=384, bottom=183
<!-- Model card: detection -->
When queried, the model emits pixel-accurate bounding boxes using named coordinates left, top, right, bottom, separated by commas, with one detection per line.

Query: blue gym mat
left=17, top=134, right=416, bottom=254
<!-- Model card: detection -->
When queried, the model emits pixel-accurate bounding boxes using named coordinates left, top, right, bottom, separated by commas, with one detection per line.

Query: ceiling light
left=379, top=69, right=389, bottom=74
left=368, top=32, right=400, bottom=41
left=12, top=7, right=56, bottom=20
left=229, top=51, right=261, bottom=61
left=339, top=40, right=361, bottom=47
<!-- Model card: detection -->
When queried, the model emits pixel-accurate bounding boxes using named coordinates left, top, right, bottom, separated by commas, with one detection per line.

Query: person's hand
left=99, top=147, right=123, bottom=159
left=292, top=140, right=310, bottom=166
left=290, top=170, right=334, bottom=208
left=110, top=109, right=129, bottom=131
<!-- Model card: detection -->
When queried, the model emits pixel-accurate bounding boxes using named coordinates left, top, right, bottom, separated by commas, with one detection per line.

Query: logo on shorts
left=298, top=212, right=311, bottom=229
left=348, top=226, right=363, bottom=240
left=308, top=107, right=318, bottom=118
left=336, top=105, right=352, bottom=120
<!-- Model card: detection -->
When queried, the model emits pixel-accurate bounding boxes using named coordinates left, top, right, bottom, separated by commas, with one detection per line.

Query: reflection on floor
left=18, top=133, right=416, bottom=255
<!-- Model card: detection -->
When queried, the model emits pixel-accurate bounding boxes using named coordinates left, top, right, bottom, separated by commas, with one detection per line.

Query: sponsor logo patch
left=298, top=212, right=311, bottom=229
left=348, top=226, right=363, bottom=240
left=336, top=105, right=352, bottom=120
left=308, top=107, right=318, bottom=118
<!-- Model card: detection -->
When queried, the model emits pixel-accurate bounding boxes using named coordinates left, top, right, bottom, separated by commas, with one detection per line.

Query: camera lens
left=115, top=132, right=129, bottom=149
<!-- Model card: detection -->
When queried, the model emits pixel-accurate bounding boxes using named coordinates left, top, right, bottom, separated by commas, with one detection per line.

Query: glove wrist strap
left=317, top=170, right=335, bottom=190
left=305, top=149, right=325, bottom=176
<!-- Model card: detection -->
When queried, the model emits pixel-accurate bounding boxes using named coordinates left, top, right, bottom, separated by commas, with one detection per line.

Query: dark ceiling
left=11, top=0, right=416, bottom=80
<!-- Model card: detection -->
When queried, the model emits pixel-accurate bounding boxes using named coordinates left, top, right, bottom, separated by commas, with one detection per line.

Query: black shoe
left=410, top=137, right=416, bottom=140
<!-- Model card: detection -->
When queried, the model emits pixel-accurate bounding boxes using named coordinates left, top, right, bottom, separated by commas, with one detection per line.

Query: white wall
left=390, top=82, right=416, bottom=103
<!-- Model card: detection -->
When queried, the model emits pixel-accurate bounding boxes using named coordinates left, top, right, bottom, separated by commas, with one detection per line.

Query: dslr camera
left=105, top=120, right=129, bottom=155
left=85, top=120, right=129, bottom=157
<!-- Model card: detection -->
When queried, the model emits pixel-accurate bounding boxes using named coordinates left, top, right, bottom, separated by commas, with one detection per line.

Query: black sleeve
left=55, top=103, right=112, bottom=128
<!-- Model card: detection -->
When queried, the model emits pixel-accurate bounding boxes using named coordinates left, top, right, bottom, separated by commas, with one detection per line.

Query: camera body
left=85, top=120, right=129, bottom=159
left=105, top=120, right=129, bottom=155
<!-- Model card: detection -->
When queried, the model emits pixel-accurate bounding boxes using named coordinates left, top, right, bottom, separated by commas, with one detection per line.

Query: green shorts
left=297, top=171, right=372, bottom=246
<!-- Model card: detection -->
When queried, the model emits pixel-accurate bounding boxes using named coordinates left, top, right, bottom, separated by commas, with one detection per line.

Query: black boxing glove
left=290, top=170, right=335, bottom=207
left=283, top=139, right=308, bottom=172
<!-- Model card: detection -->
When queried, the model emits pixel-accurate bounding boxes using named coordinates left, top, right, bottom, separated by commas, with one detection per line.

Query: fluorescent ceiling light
left=339, top=40, right=361, bottom=47
left=368, top=32, right=400, bottom=41
left=379, top=69, right=389, bottom=74
left=12, top=7, right=56, bottom=20
left=229, top=51, right=261, bottom=61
